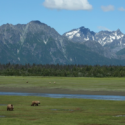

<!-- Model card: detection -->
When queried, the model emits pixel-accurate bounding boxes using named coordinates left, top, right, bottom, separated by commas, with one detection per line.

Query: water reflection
left=0, top=92, right=125, bottom=101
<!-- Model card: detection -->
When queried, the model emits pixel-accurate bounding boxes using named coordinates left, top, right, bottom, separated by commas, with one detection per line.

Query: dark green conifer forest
left=0, top=63, right=125, bottom=77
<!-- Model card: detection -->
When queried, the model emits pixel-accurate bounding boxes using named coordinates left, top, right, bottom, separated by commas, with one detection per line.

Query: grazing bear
left=7, top=104, right=14, bottom=111
left=31, top=101, right=40, bottom=106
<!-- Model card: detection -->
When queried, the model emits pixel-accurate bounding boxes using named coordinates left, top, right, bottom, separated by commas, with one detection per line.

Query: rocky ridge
left=0, top=21, right=125, bottom=65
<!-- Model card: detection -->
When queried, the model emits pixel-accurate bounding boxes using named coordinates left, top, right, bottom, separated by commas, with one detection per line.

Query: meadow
left=0, top=76, right=125, bottom=91
left=0, top=76, right=125, bottom=125
left=0, top=96, right=125, bottom=125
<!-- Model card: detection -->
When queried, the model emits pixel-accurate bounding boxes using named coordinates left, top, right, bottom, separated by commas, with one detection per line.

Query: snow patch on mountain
left=76, top=33, right=80, bottom=37
left=84, top=36, right=89, bottom=41
left=43, top=39, right=48, bottom=44
left=92, top=36, right=95, bottom=40
left=18, top=57, right=20, bottom=61
left=64, top=27, right=125, bottom=47
left=95, top=30, right=124, bottom=46
left=65, top=29, right=80, bottom=39
left=17, top=49, right=20, bottom=54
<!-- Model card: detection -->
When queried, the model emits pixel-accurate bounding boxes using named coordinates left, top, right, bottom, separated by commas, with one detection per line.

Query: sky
left=0, top=0, right=125, bottom=35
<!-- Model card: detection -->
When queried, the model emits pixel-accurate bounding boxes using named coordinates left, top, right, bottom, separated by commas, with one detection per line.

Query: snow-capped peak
left=64, top=26, right=125, bottom=47
left=65, top=29, right=80, bottom=39
left=95, top=30, right=124, bottom=46
left=63, top=26, right=96, bottom=42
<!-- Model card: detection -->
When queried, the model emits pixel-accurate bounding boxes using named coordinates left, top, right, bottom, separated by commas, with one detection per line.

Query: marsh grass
left=0, top=95, right=125, bottom=125
left=0, top=76, right=125, bottom=91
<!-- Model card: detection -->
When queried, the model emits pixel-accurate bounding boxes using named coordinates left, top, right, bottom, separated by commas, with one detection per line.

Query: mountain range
left=0, top=20, right=125, bottom=65
left=63, top=27, right=125, bottom=59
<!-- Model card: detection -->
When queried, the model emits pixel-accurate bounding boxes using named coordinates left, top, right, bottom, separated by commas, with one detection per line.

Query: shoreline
left=0, top=87, right=125, bottom=96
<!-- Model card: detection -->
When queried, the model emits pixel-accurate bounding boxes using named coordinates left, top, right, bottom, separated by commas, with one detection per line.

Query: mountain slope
left=0, top=21, right=125, bottom=65
left=63, top=26, right=125, bottom=59
left=63, top=27, right=125, bottom=47
left=116, top=48, right=125, bottom=55
left=0, top=21, right=69, bottom=64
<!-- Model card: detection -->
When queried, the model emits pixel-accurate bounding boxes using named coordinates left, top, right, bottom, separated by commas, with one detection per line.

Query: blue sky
left=0, top=0, right=125, bottom=35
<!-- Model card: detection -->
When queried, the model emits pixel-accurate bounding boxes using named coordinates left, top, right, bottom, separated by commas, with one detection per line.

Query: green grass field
left=0, top=95, right=125, bottom=125
left=0, top=76, right=125, bottom=91
left=1, top=76, right=125, bottom=125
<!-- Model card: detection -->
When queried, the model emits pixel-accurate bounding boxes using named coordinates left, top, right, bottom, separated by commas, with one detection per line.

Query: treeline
left=0, top=63, right=125, bottom=77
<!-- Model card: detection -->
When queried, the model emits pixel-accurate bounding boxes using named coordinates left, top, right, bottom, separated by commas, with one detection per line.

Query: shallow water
left=115, top=115, right=125, bottom=117
left=0, top=92, right=125, bottom=101
left=0, top=116, right=5, bottom=117
left=0, top=104, right=6, bottom=106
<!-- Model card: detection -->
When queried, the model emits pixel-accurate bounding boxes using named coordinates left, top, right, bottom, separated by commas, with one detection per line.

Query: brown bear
left=7, top=104, right=14, bottom=111
left=31, top=101, right=40, bottom=106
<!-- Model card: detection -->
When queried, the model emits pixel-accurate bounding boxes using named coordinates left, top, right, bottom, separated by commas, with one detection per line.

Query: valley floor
left=0, top=76, right=125, bottom=96
left=0, top=87, right=125, bottom=96
left=1, top=76, right=125, bottom=125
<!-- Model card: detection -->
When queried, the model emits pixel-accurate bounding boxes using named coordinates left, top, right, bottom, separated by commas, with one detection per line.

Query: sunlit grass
left=0, top=76, right=125, bottom=91
left=0, top=95, right=125, bottom=125
left=1, top=76, right=125, bottom=124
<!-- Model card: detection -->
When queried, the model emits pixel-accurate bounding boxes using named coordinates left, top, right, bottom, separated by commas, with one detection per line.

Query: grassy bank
left=0, top=76, right=125, bottom=91
left=0, top=95, right=125, bottom=125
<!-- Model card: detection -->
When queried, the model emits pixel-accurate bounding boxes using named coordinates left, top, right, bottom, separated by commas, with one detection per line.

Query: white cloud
left=118, top=7, right=125, bottom=11
left=101, top=5, right=114, bottom=12
left=98, top=26, right=111, bottom=31
left=43, top=0, right=93, bottom=10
